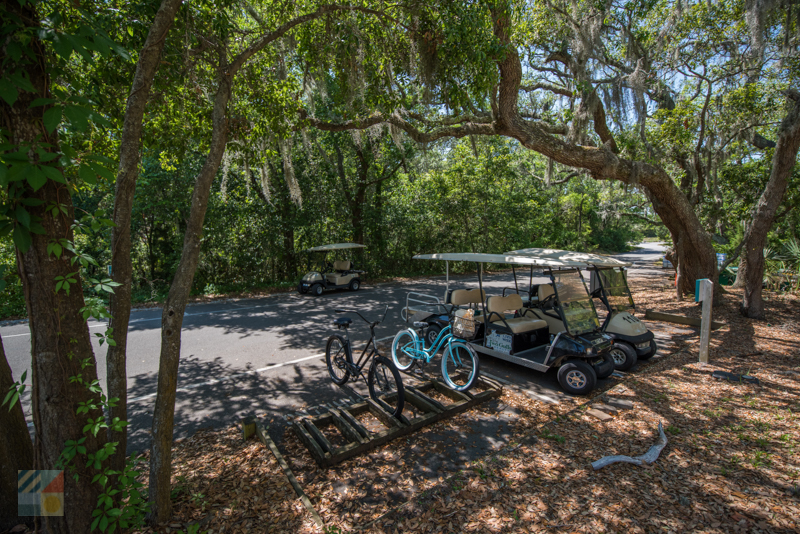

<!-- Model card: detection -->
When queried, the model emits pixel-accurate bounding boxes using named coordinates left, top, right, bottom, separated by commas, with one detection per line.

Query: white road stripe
left=128, top=351, right=325, bottom=403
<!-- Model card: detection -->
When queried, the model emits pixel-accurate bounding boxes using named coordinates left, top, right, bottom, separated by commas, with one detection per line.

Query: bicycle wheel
left=368, top=356, right=405, bottom=417
left=441, top=342, right=480, bottom=392
left=391, top=329, right=418, bottom=371
left=326, top=335, right=352, bottom=385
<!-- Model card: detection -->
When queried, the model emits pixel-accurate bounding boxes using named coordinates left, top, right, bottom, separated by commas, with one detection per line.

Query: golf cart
left=411, top=253, right=616, bottom=395
left=505, top=248, right=657, bottom=370
left=298, top=243, right=366, bottom=296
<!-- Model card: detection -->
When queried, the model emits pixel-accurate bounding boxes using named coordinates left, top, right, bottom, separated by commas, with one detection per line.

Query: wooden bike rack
left=292, top=377, right=503, bottom=468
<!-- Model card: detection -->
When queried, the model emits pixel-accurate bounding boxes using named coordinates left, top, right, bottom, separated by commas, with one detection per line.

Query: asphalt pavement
left=1, top=242, right=668, bottom=453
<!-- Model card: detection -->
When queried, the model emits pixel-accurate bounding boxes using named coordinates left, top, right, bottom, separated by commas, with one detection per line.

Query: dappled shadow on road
left=125, top=353, right=355, bottom=454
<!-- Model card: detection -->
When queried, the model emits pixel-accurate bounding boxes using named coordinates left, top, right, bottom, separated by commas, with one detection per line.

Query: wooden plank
left=292, top=421, right=326, bottom=464
left=339, top=408, right=371, bottom=439
left=254, top=421, right=324, bottom=528
left=366, top=398, right=404, bottom=428
left=328, top=408, right=365, bottom=444
left=405, top=386, right=444, bottom=413
left=432, top=380, right=472, bottom=403
left=644, top=309, right=725, bottom=330
left=345, top=401, right=369, bottom=416
left=303, top=419, right=333, bottom=454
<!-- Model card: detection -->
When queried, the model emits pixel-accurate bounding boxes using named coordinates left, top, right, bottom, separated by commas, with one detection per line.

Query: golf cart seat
left=326, top=261, right=352, bottom=284
left=535, top=283, right=555, bottom=305
left=486, top=294, right=547, bottom=334
left=450, top=289, right=485, bottom=307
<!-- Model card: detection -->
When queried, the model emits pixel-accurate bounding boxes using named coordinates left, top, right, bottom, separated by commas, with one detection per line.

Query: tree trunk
left=0, top=336, right=34, bottom=533
left=106, top=0, right=184, bottom=472
left=147, top=71, right=233, bottom=524
left=489, top=16, right=718, bottom=296
left=738, top=90, right=800, bottom=319
left=3, top=2, right=105, bottom=531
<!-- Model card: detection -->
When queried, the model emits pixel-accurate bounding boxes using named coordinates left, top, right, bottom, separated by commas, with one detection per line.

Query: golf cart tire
left=638, top=339, right=658, bottom=360
left=595, top=353, right=616, bottom=379
left=311, top=284, right=323, bottom=296
left=349, top=279, right=360, bottom=291
left=608, top=342, right=638, bottom=371
left=425, top=324, right=442, bottom=346
left=297, top=282, right=308, bottom=294
left=557, top=360, right=597, bottom=395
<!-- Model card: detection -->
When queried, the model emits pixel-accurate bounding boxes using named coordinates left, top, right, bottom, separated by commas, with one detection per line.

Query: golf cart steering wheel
left=539, top=292, right=556, bottom=309
left=325, top=261, right=333, bottom=272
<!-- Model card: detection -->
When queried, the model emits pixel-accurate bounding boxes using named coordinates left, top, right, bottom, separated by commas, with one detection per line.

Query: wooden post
left=696, top=278, right=713, bottom=363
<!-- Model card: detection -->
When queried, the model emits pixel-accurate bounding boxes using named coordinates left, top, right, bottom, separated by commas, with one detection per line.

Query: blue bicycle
left=390, top=319, right=480, bottom=392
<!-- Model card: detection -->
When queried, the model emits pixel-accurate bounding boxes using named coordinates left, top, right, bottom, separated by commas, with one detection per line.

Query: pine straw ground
left=129, top=281, right=800, bottom=534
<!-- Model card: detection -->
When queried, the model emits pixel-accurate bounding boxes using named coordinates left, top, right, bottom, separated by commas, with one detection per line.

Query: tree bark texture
left=2, top=3, right=104, bottom=532
left=147, top=72, right=233, bottom=524
left=738, top=91, right=800, bottom=319
left=0, top=336, right=34, bottom=532
left=106, top=0, right=184, bottom=474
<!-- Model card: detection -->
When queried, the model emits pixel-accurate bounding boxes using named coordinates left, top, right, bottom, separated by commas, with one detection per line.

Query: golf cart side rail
left=401, top=292, right=452, bottom=322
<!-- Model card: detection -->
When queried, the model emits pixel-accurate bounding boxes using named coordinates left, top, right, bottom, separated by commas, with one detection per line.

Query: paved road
left=1, top=242, right=669, bottom=453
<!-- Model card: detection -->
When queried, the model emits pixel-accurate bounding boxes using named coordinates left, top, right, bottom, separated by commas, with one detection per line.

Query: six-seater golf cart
left=506, top=248, right=657, bottom=370
left=411, top=253, right=616, bottom=395
left=298, top=243, right=366, bottom=296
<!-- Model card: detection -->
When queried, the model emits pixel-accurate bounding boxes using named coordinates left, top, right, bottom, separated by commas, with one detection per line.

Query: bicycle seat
left=413, top=321, right=428, bottom=329
left=334, top=317, right=352, bottom=327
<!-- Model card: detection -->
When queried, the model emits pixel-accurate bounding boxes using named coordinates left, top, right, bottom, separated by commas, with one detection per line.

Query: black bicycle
left=325, top=305, right=405, bottom=417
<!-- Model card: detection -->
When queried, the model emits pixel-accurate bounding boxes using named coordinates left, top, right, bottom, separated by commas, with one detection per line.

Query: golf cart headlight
left=585, top=347, right=593, bottom=355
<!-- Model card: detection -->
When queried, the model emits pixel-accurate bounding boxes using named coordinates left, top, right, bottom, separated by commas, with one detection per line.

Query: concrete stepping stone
left=592, top=403, right=619, bottom=415
left=587, top=408, right=614, bottom=421
left=605, top=398, right=634, bottom=410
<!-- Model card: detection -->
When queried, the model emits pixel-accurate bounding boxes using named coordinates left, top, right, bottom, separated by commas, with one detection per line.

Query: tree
left=737, top=90, right=800, bottom=318
left=0, top=335, right=33, bottom=532
left=0, top=1, right=110, bottom=530
left=105, top=0, right=185, bottom=474
left=144, top=3, right=396, bottom=521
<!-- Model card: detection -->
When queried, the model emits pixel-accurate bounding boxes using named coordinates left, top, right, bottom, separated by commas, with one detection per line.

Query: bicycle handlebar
left=334, top=305, right=389, bottom=327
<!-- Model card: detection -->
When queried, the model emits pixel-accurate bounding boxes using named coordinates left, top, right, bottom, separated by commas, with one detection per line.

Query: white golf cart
left=505, top=248, right=657, bottom=370
left=410, top=253, right=616, bottom=395
left=298, top=243, right=365, bottom=296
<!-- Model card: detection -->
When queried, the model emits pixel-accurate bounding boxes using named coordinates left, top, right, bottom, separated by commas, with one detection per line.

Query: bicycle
left=325, top=305, right=405, bottom=417
left=390, top=315, right=480, bottom=392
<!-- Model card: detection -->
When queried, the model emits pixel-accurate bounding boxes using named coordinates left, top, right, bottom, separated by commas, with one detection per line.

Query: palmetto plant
left=781, top=238, right=800, bottom=291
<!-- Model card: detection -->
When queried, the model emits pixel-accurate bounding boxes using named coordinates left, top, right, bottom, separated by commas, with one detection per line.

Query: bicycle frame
left=339, top=328, right=381, bottom=381
left=400, top=324, right=461, bottom=364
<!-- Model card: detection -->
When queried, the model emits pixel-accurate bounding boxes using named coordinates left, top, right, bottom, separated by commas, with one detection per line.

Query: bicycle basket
left=451, top=309, right=481, bottom=340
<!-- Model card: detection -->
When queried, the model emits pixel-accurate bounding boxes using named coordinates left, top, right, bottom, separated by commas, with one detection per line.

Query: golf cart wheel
left=368, top=356, right=405, bottom=417
left=425, top=324, right=442, bottom=346
left=297, top=282, right=308, bottom=294
left=325, top=335, right=352, bottom=385
left=557, top=360, right=597, bottom=395
left=608, top=342, right=638, bottom=371
left=311, top=283, right=323, bottom=296
left=595, top=353, right=616, bottom=379
left=391, top=330, right=418, bottom=371
left=349, top=278, right=360, bottom=291
left=639, top=340, right=658, bottom=360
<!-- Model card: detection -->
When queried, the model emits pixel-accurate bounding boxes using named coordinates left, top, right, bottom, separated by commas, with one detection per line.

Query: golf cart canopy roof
left=305, top=243, right=367, bottom=252
left=413, top=252, right=587, bottom=268
left=504, top=248, right=630, bottom=268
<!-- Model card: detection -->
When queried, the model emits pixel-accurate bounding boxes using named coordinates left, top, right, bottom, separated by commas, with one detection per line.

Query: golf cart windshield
left=596, top=267, right=635, bottom=311
left=552, top=270, right=601, bottom=336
